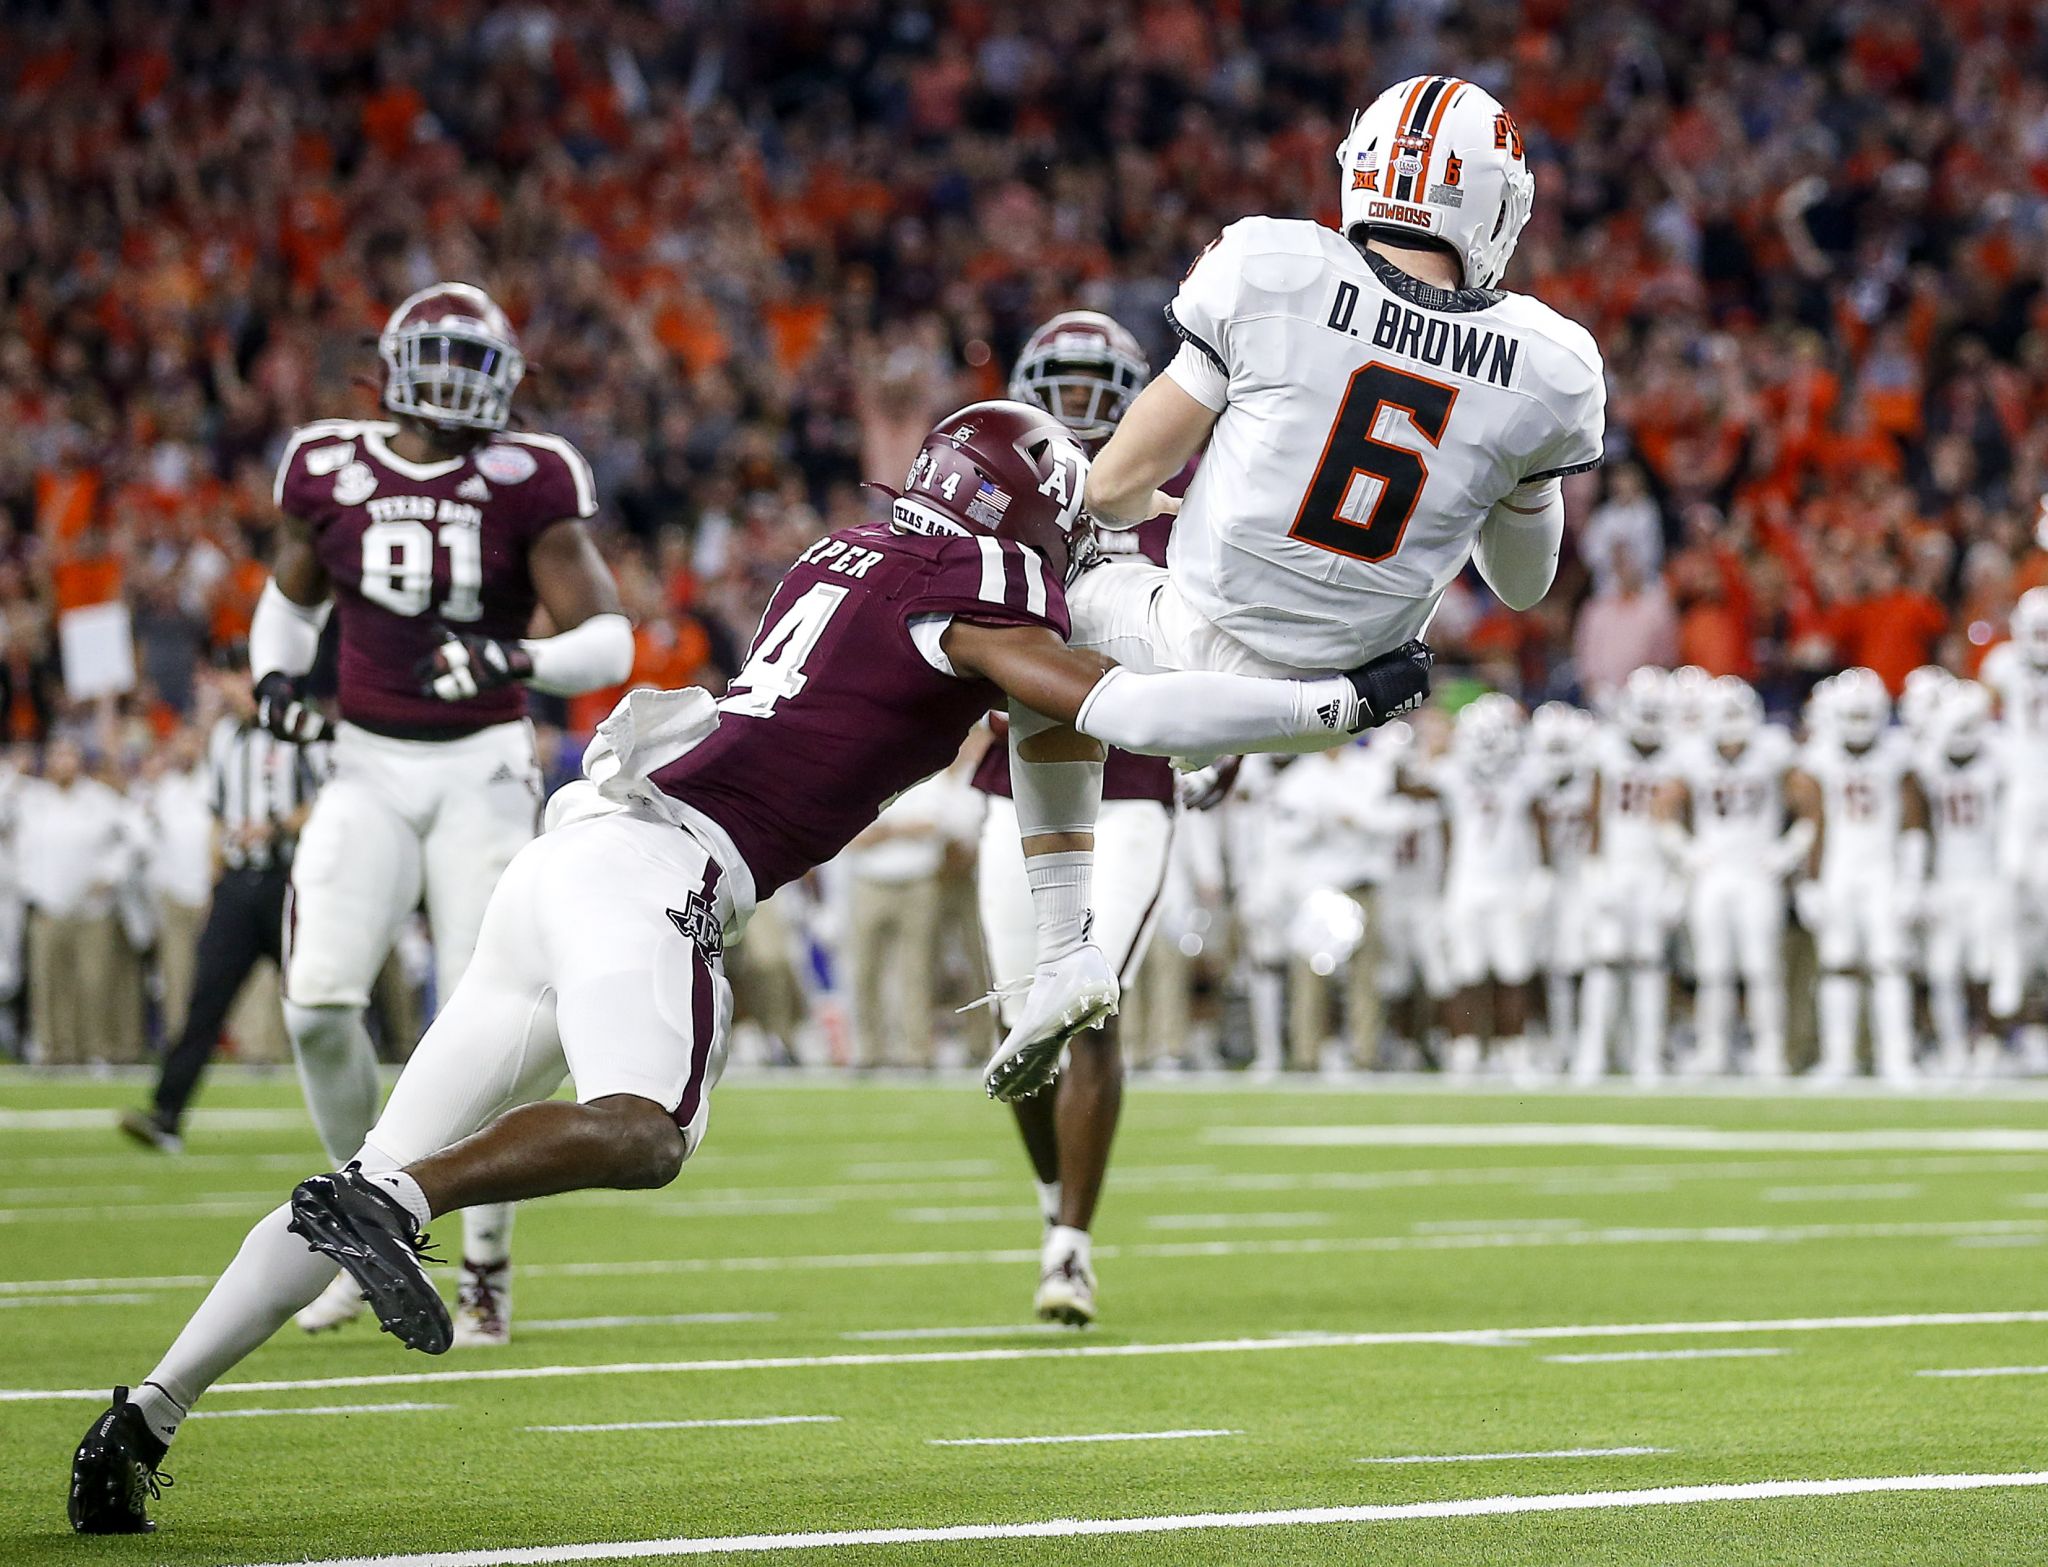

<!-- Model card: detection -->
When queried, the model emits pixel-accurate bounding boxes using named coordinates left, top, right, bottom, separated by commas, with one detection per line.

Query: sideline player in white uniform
left=1529, top=702, right=1595, bottom=1062
left=1375, top=724, right=1453, bottom=1053
left=1916, top=681, right=2016, bottom=1075
left=1575, top=668, right=1680, bottom=1083
left=986, top=74, right=1605, bottom=1100
left=971, top=311, right=1178, bottom=1325
left=1424, top=696, right=1543, bottom=1075
left=1788, top=669, right=1928, bottom=1084
left=252, top=284, right=633, bottom=1343
left=1667, top=679, right=1807, bottom=1077
left=1981, top=590, right=2048, bottom=984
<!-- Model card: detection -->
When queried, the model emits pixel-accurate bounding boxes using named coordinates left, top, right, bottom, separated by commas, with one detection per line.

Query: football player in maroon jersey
left=974, top=310, right=1201, bottom=1324
left=250, top=283, right=632, bottom=1348
left=71, top=400, right=1428, bottom=1532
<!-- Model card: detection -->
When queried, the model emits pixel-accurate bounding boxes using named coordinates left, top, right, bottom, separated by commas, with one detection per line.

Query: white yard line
left=1214, top=1125, right=2048, bottom=1152
left=234, top=1470, right=2048, bottom=1565
left=1761, top=1184, right=1923, bottom=1203
left=0, top=1199, right=269, bottom=1224
left=527, top=1416, right=839, bottom=1434
left=929, top=1429, right=1236, bottom=1447
left=4, top=1217, right=2045, bottom=1300
left=0, top=1292, right=155, bottom=1309
left=1356, top=1446, right=1668, bottom=1464
left=1917, top=1365, right=2048, bottom=1378
left=843, top=1324, right=1081, bottom=1341
left=522, top=1314, right=779, bottom=1333
left=0, top=1108, right=309, bottom=1131
left=191, top=1403, right=449, bottom=1420
left=6, top=1308, right=2041, bottom=1403
left=1144, top=1212, right=1332, bottom=1230
left=1545, top=1348, right=1789, bottom=1365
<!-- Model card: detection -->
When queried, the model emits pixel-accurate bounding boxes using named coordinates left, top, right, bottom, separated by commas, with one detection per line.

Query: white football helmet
left=1531, top=700, right=1592, bottom=763
left=1008, top=311, right=1149, bottom=445
left=2014, top=587, right=2048, bottom=669
left=1614, top=666, right=1670, bottom=747
left=1668, top=665, right=1715, bottom=736
left=379, top=282, right=524, bottom=432
left=1337, top=76, right=1535, bottom=289
left=1937, top=680, right=1992, bottom=759
left=1899, top=665, right=1957, bottom=740
left=1831, top=667, right=1891, bottom=748
left=1709, top=677, right=1763, bottom=748
left=1453, top=692, right=1523, bottom=770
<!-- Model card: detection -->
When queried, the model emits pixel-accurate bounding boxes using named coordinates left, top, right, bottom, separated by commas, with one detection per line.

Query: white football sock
left=283, top=1001, right=382, bottom=1164
left=1044, top=1223, right=1091, bottom=1270
left=1873, top=971, right=1915, bottom=1080
left=1929, top=979, right=1969, bottom=1070
left=1694, top=978, right=1734, bottom=1073
left=462, top=1203, right=513, bottom=1269
left=1023, top=850, right=1095, bottom=965
left=1818, top=975, right=1860, bottom=1076
left=137, top=1203, right=339, bottom=1444
left=365, top=1168, right=434, bottom=1230
left=1748, top=973, right=1787, bottom=1076
left=1628, top=965, right=1667, bottom=1080
left=1546, top=972, right=1577, bottom=1060
left=1575, top=967, right=1615, bottom=1078
left=1034, top=1180, right=1063, bottom=1227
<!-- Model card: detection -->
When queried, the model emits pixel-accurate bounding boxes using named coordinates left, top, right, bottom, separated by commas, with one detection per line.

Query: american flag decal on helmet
left=966, top=479, right=1011, bottom=528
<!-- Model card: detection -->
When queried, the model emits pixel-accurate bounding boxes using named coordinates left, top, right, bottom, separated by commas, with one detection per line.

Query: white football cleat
left=1034, top=1241, right=1096, bottom=1327
left=295, top=1270, right=368, bottom=1334
left=983, top=945, right=1118, bottom=1102
left=452, top=1260, right=511, bottom=1348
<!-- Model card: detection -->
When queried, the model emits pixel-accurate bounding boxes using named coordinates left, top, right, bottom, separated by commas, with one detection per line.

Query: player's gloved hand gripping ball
left=253, top=672, right=332, bottom=744
left=1344, top=639, right=1434, bottom=731
left=416, top=626, right=533, bottom=702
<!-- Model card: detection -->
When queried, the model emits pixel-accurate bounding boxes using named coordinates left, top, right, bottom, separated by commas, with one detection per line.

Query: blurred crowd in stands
left=8, top=0, right=2048, bottom=1060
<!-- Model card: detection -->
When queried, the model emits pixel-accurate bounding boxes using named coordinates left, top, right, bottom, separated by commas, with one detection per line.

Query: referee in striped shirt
left=121, top=646, right=329, bottom=1153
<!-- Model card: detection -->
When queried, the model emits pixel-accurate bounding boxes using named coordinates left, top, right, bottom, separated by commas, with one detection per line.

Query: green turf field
left=7, top=1068, right=2048, bottom=1565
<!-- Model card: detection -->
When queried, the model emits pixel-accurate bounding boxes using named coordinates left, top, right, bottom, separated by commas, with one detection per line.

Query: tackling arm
left=940, top=622, right=1429, bottom=757
left=1084, top=376, right=1216, bottom=529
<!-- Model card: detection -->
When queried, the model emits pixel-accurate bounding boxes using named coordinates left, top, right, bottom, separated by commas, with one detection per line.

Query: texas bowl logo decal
left=476, top=444, right=539, bottom=484
left=1392, top=131, right=1431, bottom=183
left=332, top=461, right=377, bottom=506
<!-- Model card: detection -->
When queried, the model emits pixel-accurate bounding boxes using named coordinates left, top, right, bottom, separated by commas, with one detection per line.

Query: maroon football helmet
left=1008, top=310, right=1149, bottom=446
left=379, top=282, right=525, bottom=432
left=885, top=400, right=1091, bottom=579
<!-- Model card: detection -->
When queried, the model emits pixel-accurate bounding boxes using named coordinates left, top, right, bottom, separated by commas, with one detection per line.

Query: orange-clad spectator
left=1829, top=558, right=1948, bottom=692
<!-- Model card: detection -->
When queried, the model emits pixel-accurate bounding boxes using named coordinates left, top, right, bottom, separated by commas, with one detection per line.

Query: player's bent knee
left=584, top=1094, right=689, bottom=1190
left=282, top=1000, right=361, bottom=1059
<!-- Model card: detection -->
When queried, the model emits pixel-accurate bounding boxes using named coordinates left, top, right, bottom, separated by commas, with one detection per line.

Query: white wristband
left=520, top=613, right=634, bottom=696
left=249, top=580, right=331, bottom=681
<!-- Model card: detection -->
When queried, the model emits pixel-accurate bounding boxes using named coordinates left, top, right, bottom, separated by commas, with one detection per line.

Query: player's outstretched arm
left=1085, top=376, right=1217, bottom=529
left=418, top=520, right=633, bottom=702
left=250, top=513, right=334, bottom=744
left=941, top=621, right=1431, bottom=756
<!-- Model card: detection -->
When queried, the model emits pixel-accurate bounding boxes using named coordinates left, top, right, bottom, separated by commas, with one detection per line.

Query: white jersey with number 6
left=1160, top=216, right=1604, bottom=671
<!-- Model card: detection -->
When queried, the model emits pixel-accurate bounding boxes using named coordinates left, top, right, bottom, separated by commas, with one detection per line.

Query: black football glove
left=253, top=672, right=332, bottom=745
left=1343, top=639, right=1433, bottom=732
left=416, top=626, right=533, bottom=702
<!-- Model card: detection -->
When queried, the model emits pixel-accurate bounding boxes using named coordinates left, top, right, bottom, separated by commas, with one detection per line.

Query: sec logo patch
left=332, top=461, right=377, bottom=506
left=476, top=445, right=538, bottom=484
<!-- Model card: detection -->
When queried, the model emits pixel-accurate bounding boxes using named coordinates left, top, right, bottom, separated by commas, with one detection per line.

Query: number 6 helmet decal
left=880, top=399, right=1093, bottom=581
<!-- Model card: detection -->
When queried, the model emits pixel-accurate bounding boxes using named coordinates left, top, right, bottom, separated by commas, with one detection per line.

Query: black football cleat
left=287, top=1167, right=452, bottom=1355
left=69, top=1386, right=171, bottom=1534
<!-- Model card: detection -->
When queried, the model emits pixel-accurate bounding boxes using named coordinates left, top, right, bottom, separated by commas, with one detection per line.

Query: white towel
left=544, top=687, right=720, bottom=834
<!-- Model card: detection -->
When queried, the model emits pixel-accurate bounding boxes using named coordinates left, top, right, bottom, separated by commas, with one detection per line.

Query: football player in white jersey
left=1529, top=702, right=1596, bottom=1062
left=1787, top=669, right=1929, bottom=1084
left=1916, top=681, right=2016, bottom=1076
left=1376, top=717, right=1454, bottom=1059
left=1420, top=696, right=1544, bottom=1075
left=1980, top=589, right=2048, bottom=961
left=1575, top=668, right=1681, bottom=1083
left=987, top=74, right=1605, bottom=1099
left=1667, top=679, right=1808, bottom=1077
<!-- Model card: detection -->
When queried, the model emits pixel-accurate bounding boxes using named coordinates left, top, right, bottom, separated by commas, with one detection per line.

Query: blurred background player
left=1576, top=668, right=1680, bottom=1083
left=1418, top=696, right=1544, bottom=1077
left=972, top=312, right=1177, bottom=1324
left=1666, top=678, right=1806, bottom=1078
left=256, top=283, right=633, bottom=1344
left=1374, top=721, right=1454, bottom=1066
left=1529, top=702, right=1596, bottom=1065
left=992, top=74, right=1602, bottom=1099
left=1915, top=681, right=2015, bottom=1077
left=1982, top=589, right=2048, bottom=998
left=1788, top=669, right=1928, bottom=1085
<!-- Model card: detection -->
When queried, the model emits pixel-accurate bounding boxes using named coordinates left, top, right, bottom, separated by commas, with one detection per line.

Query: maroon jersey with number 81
left=655, top=521, right=1069, bottom=897
left=274, top=418, right=596, bottom=737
